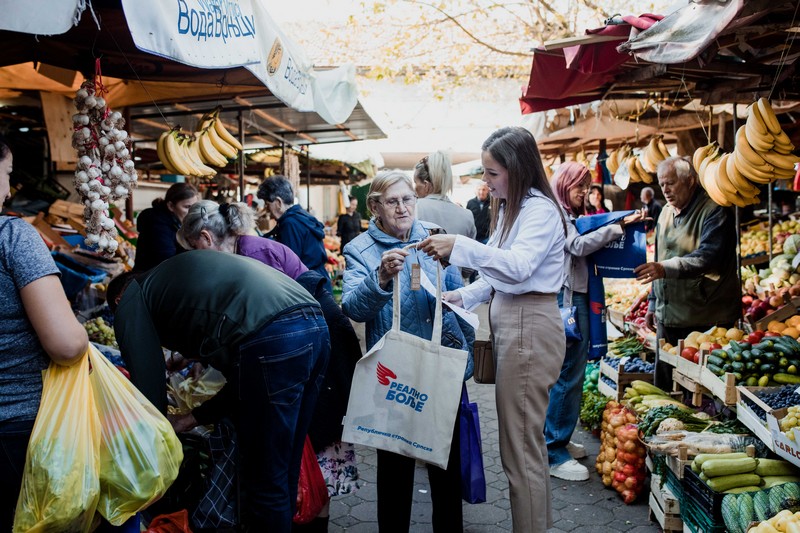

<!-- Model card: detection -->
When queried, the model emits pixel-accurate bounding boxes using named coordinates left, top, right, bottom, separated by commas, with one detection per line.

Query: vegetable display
left=705, top=335, right=800, bottom=387
left=72, top=80, right=137, bottom=255
left=721, top=483, right=800, bottom=533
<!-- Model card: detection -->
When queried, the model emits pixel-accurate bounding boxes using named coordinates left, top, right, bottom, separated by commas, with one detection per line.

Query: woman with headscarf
left=545, top=162, right=644, bottom=481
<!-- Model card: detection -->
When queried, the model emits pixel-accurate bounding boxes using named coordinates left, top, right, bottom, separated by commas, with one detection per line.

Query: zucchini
left=702, top=457, right=758, bottom=478
left=693, top=452, right=748, bottom=468
left=739, top=492, right=755, bottom=525
left=755, top=459, right=800, bottom=477
left=724, top=485, right=762, bottom=493
left=769, top=484, right=786, bottom=515
left=774, top=373, right=800, bottom=385
left=721, top=493, right=742, bottom=533
left=762, top=475, right=800, bottom=488
left=754, top=489, right=771, bottom=522
left=706, top=473, right=762, bottom=492
left=784, top=483, right=800, bottom=499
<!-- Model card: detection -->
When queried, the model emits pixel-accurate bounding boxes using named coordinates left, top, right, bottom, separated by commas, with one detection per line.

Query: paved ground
left=334, top=304, right=660, bottom=532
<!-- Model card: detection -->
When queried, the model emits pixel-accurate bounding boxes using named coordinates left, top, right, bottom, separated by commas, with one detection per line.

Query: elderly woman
left=341, top=170, right=473, bottom=533
left=545, top=162, right=644, bottom=482
left=414, top=150, right=476, bottom=239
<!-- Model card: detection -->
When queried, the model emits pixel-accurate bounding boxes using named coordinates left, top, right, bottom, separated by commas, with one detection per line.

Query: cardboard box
left=737, top=385, right=780, bottom=452
left=768, top=407, right=800, bottom=466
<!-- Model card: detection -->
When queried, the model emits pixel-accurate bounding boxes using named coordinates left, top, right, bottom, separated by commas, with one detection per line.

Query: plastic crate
left=665, top=465, right=682, bottom=502
left=682, top=466, right=725, bottom=524
left=681, top=496, right=726, bottom=533
left=51, top=252, right=107, bottom=300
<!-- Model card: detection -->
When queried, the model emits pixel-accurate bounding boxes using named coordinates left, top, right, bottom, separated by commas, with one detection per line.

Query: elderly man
left=337, top=195, right=362, bottom=251
left=466, top=182, right=492, bottom=243
left=634, top=156, right=740, bottom=388
left=640, top=186, right=662, bottom=232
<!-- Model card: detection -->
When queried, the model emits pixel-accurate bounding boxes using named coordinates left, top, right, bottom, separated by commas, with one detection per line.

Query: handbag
left=561, top=265, right=582, bottom=343
left=459, top=385, right=486, bottom=504
left=341, top=264, right=468, bottom=468
left=293, top=436, right=329, bottom=524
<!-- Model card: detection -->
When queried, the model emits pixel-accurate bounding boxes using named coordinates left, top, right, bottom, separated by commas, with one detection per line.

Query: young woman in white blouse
left=418, top=126, right=567, bottom=532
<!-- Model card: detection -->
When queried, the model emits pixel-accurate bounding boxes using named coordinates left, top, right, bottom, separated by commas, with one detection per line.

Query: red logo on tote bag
left=376, top=363, right=397, bottom=386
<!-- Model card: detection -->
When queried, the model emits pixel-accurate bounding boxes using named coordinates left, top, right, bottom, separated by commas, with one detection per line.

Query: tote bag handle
left=391, top=259, right=444, bottom=345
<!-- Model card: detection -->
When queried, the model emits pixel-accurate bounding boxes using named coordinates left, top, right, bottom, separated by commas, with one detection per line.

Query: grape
left=83, top=317, right=117, bottom=348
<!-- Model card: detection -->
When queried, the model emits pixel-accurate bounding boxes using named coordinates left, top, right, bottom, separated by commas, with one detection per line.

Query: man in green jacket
left=634, top=156, right=740, bottom=388
left=108, top=250, right=330, bottom=533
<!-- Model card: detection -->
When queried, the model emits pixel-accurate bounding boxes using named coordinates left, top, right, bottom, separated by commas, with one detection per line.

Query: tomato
left=709, top=343, right=722, bottom=350
left=692, top=352, right=701, bottom=364
left=764, top=331, right=782, bottom=338
left=681, top=346, right=699, bottom=361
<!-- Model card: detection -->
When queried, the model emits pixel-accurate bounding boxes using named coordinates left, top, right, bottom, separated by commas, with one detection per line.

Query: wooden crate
left=747, top=298, right=800, bottom=332
left=649, top=474, right=682, bottom=533
left=736, top=386, right=776, bottom=452
left=599, top=353, right=654, bottom=401
left=699, top=364, right=738, bottom=405
left=674, top=340, right=703, bottom=382
left=658, top=338, right=678, bottom=368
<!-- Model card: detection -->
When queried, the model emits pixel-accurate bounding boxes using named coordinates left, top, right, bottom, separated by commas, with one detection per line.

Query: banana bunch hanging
left=692, top=98, right=798, bottom=208
left=693, top=143, right=760, bottom=208
left=157, top=107, right=243, bottom=177
left=732, top=97, right=799, bottom=185
left=606, top=145, right=631, bottom=175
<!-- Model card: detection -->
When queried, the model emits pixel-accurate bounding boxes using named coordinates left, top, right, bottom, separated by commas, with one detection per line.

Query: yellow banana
left=761, top=150, right=800, bottom=172
left=725, top=151, right=760, bottom=198
left=735, top=126, right=771, bottom=169
left=157, top=131, right=179, bottom=174
left=626, top=157, right=642, bottom=183
left=693, top=144, right=713, bottom=172
left=714, top=153, right=738, bottom=197
left=746, top=104, right=774, bottom=152
left=198, top=130, right=228, bottom=167
left=733, top=149, right=773, bottom=184
left=773, top=130, right=795, bottom=155
left=606, top=149, right=618, bottom=174
left=657, top=137, right=671, bottom=160
left=698, top=153, right=715, bottom=184
left=185, top=136, right=217, bottom=176
left=177, top=134, right=207, bottom=177
left=702, top=159, right=732, bottom=206
left=636, top=157, right=654, bottom=183
left=206, top=120, right=238, bottom=159
left=163, top=131, right=194, bottom=176
left=214, top=115, right=243, bottom=151
left=757, top=97, right=782, bottom=135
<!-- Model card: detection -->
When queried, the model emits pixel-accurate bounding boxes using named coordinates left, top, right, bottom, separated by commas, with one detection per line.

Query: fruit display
left=156, top=107, right=242, bottom=177
left=606, top=337, right=647, bottom=359
left=605, top=279, right=648, bottom=312
left=705, top=335, right=800, bottom=387
left=83, top=317, right=117, bottom=348
left=682, top=327, right=745, bottom=351
left=72, top=80, right=138, bottom=255
left=624, top=298, right=649, bottom=329
left=740, top=385, right=800, bottom=422
left=779, top=406, right=800, bottom=441
left=623, top=381, right=688, bottom=414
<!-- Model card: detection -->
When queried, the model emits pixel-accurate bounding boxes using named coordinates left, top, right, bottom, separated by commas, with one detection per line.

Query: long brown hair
left=482, top=127, right=566, bottom=244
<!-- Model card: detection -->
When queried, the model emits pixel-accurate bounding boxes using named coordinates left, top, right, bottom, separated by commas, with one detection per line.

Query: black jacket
left=133, top=203, right=182, bottom=272
left=295, top=270, right=362, bottom=451
left=467, top=196, right=491, bottom=242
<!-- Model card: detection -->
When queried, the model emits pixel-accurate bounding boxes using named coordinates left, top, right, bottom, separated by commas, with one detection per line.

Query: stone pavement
left=334, top=304, right=661, bottom=532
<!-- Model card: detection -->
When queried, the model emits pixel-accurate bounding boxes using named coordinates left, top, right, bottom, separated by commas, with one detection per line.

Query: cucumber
left=711, top=348, right=729, bottom=360
left=731, top=361, right=745, bottom=372
left=756, top=459, right=800, bottom=477
left=739, top=492, right=756, bottom=525
left=759, top=374, right=771, bottom=387
left=702, top=457, right=758, bottom=478
left=721, top=493, right=743, bottom=533
left=707, top=355, right=726, bottom=367
left=755, top=340, right=775, bottom=351
left=707, top=363, right=724, bottom=377
left=784, top=483, right=800, bottom=499
left=754, top=489, right=771, bottom=522
left=774, top=373, right=800, bottom=385
left=707, top=473, right=762, bottom=492
left=769, top=484, right=786, bottom=515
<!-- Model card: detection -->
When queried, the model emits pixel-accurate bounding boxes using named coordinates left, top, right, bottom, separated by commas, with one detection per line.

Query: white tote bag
left=341, top=265, right=468, bottom=469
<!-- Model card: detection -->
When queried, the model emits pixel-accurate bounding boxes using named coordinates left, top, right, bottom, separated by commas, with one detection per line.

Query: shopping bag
left=587, top=273, right=608, bottom=360
left=87, top=345, right=184, bottom=525
left=575, top=211, right=646, bottom=278
left=14, top=350, right=101, bottom=533
left=459, top=386, right=486, bottom=504
left=167, top=366, right=227, bottom=414
left=341, top=265, right=468, bottom=469
left=145, top=510, right=192, bottom=533
left=293, top=436, right=329, bottom=524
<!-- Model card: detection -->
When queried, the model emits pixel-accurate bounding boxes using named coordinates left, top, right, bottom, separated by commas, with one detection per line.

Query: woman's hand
left=417, top=234, right=457, bottom=263
left=621, top=209, right=648, bottom=228
left=443, top=290, right=464, bottom=308
left=379, top=248, right=410, bottom=289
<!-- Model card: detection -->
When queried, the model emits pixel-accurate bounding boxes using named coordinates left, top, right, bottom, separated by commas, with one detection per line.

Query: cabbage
left=771, top=253, right=792, bottom=269
left=784, top=234, right=800, bottom=256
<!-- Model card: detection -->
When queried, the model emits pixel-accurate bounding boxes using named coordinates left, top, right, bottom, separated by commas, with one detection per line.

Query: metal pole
left=769, top=184, right=774, bottom=263
left=305, top=146, right=311, bottom=211
left=238, top=111, right=245, bottom=202
left=732, top=104, right=742, bottom=319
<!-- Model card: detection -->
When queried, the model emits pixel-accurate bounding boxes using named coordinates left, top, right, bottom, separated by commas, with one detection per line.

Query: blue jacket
left=272, top=204, right=330, bottom=289
left=342, top=219, right=474, bottom=380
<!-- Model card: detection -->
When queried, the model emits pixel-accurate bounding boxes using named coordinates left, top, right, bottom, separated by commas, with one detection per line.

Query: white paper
left=419, top=268, right=480, bottom=330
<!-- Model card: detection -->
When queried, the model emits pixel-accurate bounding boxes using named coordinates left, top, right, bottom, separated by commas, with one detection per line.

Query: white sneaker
left=549, top=459, right=590, bottom=481
left=566, top=441, right=587, bottom=459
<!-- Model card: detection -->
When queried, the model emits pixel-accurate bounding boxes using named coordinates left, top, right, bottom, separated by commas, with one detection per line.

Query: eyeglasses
left=376, top=195, right=417, bottom=209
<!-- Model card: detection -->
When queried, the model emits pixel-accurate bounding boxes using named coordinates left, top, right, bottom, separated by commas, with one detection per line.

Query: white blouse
left=449, top=188, right=566, bottom=311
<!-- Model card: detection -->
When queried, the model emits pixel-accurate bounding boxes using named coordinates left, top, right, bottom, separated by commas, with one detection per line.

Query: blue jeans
left=0, top=418, right=34, bottom=532
left=545, top=291, right=590, bottom=467
left=234, top=306, right=330, bottom=532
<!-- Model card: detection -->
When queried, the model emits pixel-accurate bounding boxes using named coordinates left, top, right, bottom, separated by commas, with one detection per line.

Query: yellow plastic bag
left=14, top=351, right=100, bottom=533
left=168, top=365, right=227, bottom=414
left=87, top=345, right=184, bottom=525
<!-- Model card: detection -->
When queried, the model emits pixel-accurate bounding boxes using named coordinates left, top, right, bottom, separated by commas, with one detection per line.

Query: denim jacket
left=342, top=219, right=474, bottom=380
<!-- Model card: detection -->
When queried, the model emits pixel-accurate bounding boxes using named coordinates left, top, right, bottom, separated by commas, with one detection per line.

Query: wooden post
left=238, top=111, right=245, bottom=202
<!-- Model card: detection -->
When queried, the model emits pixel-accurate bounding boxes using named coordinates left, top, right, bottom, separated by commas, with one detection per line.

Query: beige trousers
left=490, top=292, right=566, bottom=533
